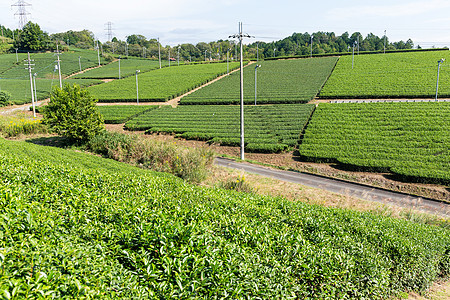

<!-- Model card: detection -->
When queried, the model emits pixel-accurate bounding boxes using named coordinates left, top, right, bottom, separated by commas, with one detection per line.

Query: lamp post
left=435, top=59, right=445, bottom=101
left=135, top=70, right=140, bottom=105
left=255, top=64, right=261, bottom=106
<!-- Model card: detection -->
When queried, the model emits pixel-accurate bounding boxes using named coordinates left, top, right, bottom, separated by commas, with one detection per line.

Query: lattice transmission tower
left=105, top=22, right=114, bottom=42
left=11, top=0, right=32, bottom=29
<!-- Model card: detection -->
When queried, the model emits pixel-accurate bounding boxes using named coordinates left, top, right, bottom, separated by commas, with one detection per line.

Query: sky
left=2, top=0, right=450, bottom=47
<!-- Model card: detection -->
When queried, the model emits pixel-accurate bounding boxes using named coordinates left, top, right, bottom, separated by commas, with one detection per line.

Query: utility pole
left=227, top=48, right=230, bottom=74
left=55, top=44, right=62, bottom=88
left=204, top=50, right=207, bottom=62
left=78, top=56, right=82, bottom=72
left=256, top=42, right=259, bottom=63
left=118, top=55, right=121, bottom=79
left=273, top=48, right=276, bottom=58
left=229, top=22, right=252, bottom=160
left=158, top=38, right=161, bottom=69
left=33, top=72, right=37, bottom=116
left=169, top=48, right=171, bottom=66
left=254, top=64, right=261, bottom=105
left=15, top=48, right=18, bottom=63
left=435, top=59, right=445, bottom=101
left=11, top=0, right=31, bottom=29
left=25, top=52, right=35, bottom=117
left=135, top=70, right=140, bottom=105
left=126, top=42, right=129, bottom=57
left=352, top=41, right=356, bottom=69
left=177, top=46, right=180, bottom=66
left=357, top=34, right=360, bottom=55
left=384, top=30, right=387, bottom=54
left=96, top=40, right=101, bottom=66
left=310, top=35, right=313, bottom=58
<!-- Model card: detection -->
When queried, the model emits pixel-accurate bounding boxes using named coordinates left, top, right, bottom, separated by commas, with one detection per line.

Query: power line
left=11, top=0, right=31, bottom=29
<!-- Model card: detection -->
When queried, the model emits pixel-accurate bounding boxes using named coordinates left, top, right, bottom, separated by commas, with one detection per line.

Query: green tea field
left=181, top=57, right=338, bottom=105
left=124, top=104, right=315, bottom=152
left=0, top=138, right=448, bottom=298
left=298, top=102, right=450, bottom=185
left=319, top=50, right=450, bottom=99
left=87, top=62, right=240, bottom=102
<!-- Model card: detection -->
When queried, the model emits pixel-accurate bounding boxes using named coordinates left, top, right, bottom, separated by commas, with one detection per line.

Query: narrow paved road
left=215, top=157, right=450, bottom=218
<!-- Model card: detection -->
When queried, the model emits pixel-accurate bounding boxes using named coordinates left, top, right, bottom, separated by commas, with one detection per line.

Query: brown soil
left=106, top=123, right=449, bottom=203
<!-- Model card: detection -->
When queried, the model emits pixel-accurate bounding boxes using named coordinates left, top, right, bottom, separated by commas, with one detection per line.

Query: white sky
left=2, top=0, right=450, bottom=47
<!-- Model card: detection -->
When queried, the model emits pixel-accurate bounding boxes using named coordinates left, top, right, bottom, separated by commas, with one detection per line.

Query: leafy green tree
left=15, top=22, right=50, bottom=51
left=43, top=84, right=104, bottom=143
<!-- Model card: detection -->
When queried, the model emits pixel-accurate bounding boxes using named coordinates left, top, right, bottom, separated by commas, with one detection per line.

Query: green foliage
left=298, top=102, right=450, bottom=186
left=14, top=22, right=50, bottom=51
left=125, top=104, right=315, bottom=153
left=181, top=57, right=338, bottom=105
left=320, top=50, right=450, bottom=98
left=88, top=131, right=214, bottom=182
left=0, top=138, right=449, bottom=298
left=87, top=62, right=240, bottom=102
left=43, top=84, right=104, bottom=143
left=0, top=90, right=11, bottom=107
left=97, top=105, right=157, bottom=124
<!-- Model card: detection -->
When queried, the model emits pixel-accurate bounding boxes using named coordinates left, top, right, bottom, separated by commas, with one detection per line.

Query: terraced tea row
left=124, top=104, right=315, bottom=152
left=73, top=57, right=169, bottom=79
left=87, top=62, right=240, bottom=102
left=181, top=57, right=338, bottom=105
left=97, top=105, right=157, bottom=124
left=298, top=102, right=450, bottom=184
left=320, top=50, right=450, bottom=99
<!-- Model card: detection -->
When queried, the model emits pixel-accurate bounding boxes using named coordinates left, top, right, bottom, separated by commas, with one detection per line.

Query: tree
left=15, top=22, right=50, bottom=51
left=43, top=84, right=104, bottom=143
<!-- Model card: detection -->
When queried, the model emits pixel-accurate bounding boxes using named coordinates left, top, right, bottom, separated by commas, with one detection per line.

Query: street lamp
left=435, top=59, right=445, bottom=101
left=255, top=64, right=261, bottom=106
left=135, top=70, right=140, bottom=105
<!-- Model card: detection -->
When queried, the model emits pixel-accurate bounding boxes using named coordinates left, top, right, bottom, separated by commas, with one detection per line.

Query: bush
left=0, top=91, right=12, bottom=107
left=88, top=131, right=215, bottom=182
left=43, top=84, right=104, bottom=143
left=220, top=174, right=254, bottom=193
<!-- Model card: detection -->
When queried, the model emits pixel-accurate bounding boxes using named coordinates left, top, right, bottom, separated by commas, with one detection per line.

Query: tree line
left=1, top=22, right=419, bottom=60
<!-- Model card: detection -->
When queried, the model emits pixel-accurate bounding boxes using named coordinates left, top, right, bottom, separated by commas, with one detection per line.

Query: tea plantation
left=0, top=138, right=449, bottom=298
left=298, top=102, right=450, bottom=185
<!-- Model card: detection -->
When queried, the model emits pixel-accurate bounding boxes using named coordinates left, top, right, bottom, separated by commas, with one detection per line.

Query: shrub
left=0, top=91, right=12, bottom=107
left=43, top=84, right=104, bottom=143
left=88, top=131, right=214, bottom=182
left=220, top=174, right=254, bottom=193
